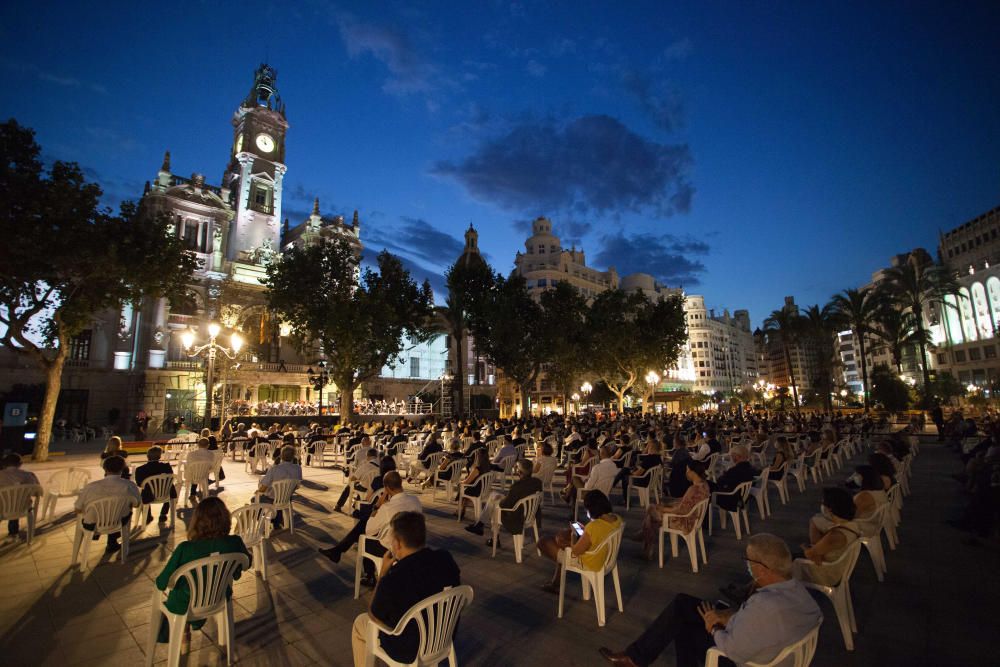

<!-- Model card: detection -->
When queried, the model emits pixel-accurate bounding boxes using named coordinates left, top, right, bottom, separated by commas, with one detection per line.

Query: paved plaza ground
left=0, top=433, right=996, bottom=666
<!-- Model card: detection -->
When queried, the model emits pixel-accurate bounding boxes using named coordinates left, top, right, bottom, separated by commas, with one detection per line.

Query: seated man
left=74, top=456, right=141, bottom=553
left=335, top=448, right=380, bottom=513
left=257, top=445, right=304, bottom=528
left=562, top=445, right=617, bottom=504
left=0, top=453, right=41, bottom=538
left=491, top=436, right=518, bottom=471
left=599, top=533, right=822, bottom=667
left=465, top=459, right=542, bottom=540
left=185, top=437, right=216, bottom=499
left=320, top=471, right=422, bottom=587
left=406, top=432, right=442, bottom=483
left=351, top=511, right=461, bottom=667
left=134, top=446, right=176, bottom=524
left=711, top=445, right=757, bottom=511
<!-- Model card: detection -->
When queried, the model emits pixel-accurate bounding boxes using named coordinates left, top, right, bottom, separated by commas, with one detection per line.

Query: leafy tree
left=803, top=303, right=838, bottom=413
left=0, top=120, right=197, bottom=460
left=830, top=287, right=882, bottom=412
left=870, top=364, right=911, bottom=413
left=926, top=371, right=965, bottom=407
left=869, top=306, right=931, bottom=375
left=587, top=290, right=686, bottom=413
left=882, top=257, right=960, bottom=401
left=538, top=281, right=591, bottom=411
left=440, top=254, right=495, bottom=415
left=466, top=274, right=545, bottom=417
left=263, top=237, right=434, bottom=422
left=763, top=307, right=804, bottom=413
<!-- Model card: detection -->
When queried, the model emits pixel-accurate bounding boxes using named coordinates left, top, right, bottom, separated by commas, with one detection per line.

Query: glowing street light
left=181, top=323, right=243, bottom=428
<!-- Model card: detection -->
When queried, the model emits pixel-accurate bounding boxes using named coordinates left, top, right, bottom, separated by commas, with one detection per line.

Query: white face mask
left=746, top=560, right=756, bottom=580
left=820, top=505, right=832, bottom=519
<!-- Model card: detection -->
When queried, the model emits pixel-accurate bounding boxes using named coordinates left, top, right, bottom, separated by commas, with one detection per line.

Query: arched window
left=986, top=277, right=1000, bottom=333
left=971, top=281, right=993, bottom=339
left=959, top=287, right=978, bottom=342
left=944, top=294, right=964, bottom=345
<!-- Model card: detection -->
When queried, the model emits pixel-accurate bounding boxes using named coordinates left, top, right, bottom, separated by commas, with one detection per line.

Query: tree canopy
left=263, top=237, right=434, bottom=421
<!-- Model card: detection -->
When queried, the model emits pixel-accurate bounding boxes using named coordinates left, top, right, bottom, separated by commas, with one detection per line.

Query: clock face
left=255, top=133, right=275, bottom=153
left=235, top=134, right=243, bottom=153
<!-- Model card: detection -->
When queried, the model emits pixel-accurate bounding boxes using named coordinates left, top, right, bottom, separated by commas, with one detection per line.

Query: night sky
left=3, top=1, right=998, bottom=325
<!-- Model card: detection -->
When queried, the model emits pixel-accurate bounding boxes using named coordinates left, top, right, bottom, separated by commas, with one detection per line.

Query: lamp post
left=307, top=361, right=330, bottom=415
left=571, top=392, right=580, bottom=415
left=182, top=323, right=243, bottom=430
left=440, top=371, right=453, bottom=416
left=580, top=381, right=592, bottom=410
left=644, top=370, right=660, bottom=414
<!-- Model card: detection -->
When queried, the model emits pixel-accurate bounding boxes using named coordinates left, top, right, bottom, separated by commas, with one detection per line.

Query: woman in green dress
left=155, top=497, right=251, bottom=642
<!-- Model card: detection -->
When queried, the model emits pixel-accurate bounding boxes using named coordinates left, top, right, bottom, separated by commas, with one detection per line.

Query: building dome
left=525, top=216, right=561, bottom=254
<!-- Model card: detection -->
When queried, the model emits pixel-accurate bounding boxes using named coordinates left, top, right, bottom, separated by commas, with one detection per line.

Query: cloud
left=432, top=114, right=693, bottom=218
left=621, top=70, right=683, bottom=132
left=662, top=37, right=693, bottom=62
left=526, top=60, right=547, bottom=78
left=85, top=127, right=140, bottom=152
left=382, top=217, right=465, bottom=267
left=594, top=231, right=708, bottom=286
left=335, top=13, right=442, bottom=97
left=2, top=59, right=107, bottom=94
left=550, top=37, right=576, bottom=57
left=556, top=219, right=593, bottom=246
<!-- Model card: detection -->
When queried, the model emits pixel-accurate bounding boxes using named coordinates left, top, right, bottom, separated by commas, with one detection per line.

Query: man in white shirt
left=335, top=448, right=380, bottom=513
left=185, top=437, right=217, bottom=499
left=566, top=445, right=617, bottom=504
left=320, top=471, right=422, bottom=586
left=74, top=456, right=141, bottom=553
left=257, top=445, right=303, bottom=529
left=0, top=453, right=41, bottom=537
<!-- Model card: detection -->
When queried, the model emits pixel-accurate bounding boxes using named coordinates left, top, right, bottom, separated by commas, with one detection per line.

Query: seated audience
left=794, top=487, right=861, bottom=586
left=599, top=533, right=822, bottom=667
left=710, top=445, right=757, bottom=511
left=74, top=455, right=141, bottom=553
left=0, top=453, right=41, bottom=538
left=134, top=446, right=176, bottom=524
left=640, top=460, right=709, bottom=560
left=257, top=445, right=303, bottom=528
left=537, top=490, right=622, bottom=593
left=457, top=448, right=492, bottom=518
left=562, top=445, right=617, bottom=504
left=465, top=459, right=542, bottom=543
left=335, top=448, right=380, bottom=513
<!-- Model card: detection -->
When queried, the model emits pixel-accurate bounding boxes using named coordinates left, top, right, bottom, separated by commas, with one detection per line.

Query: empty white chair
left=0, top=484, right=42, bottom=544
left=457, top=472, right=500, bottom=523
left=210, top=451, right=226, bottom=490
left=884, top=484, right=902, bottom=549
left=555, top=522, right=625, bottom=627
left=708, top=481, right=753, bottom=540
left=41, top=468, right=91, bottom=521
left=767, top=462, right=790, bottom=505
left=749, top=467, right=771, bottom=519
left=363, top=584, right=474, bottom=667
left=803, top=450, right=825, bottom=484
left=136, top=473, right=177, bottom=530
left=857, top=503, right=889, bottom=582
left=71, top=496, right=139, bottom=569
left=308, top=440, right=327, bottom=467
left=266, top=479, right=300, bottom=534
left=491, top=492, right=542, bottom=563
left=797, top=541, right=862, bottom=651
left=705, top=622, right=820, bottom=667
left=232, top=504, right=275, bottom=580
left=788, top=453, right=808, bottom=493
left=658, top=498, right=709, bottom=573
left=145, top=552, right=250, bottom=667
left=537, top=458, right=559, bottom=505
left=627, top=465, right=662, bottom=509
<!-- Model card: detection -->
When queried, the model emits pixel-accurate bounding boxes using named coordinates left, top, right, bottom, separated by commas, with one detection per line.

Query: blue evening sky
left=2, top=1, right=998, bottom=326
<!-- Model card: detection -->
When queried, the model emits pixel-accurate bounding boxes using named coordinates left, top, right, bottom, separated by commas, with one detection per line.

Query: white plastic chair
left=457, top=472, right=500, bottom=522
left=232, top=504, right=275, bottom=580
left=355, top=525, right=392, bottom=599
left=708, top=481, right=753, bottom=540
left=749, top=467, right=771, bottom=519
left=803, top=450, right=825, bottom=484
left=210, top=451, right=226, bottom=490
left=136, top=473, right=177, bottom=530
left=574, top=477, right=614, bottom=521
left=183, top=461, right=214, bottom=506
left=491, top=492, right=542, bottom=563
left=857, top=503, right=889, bottom=582
left=145, top=552, right=250, bottom=667
left=555, top=522, right=625, bottom=627
left=71, top=496, right=139, bottom=569
left=537, top=459, right=559, bottom=505
left=308, top=440, right=327, bottom=467
left=706, top=622, right=820, bottom=667
left=0, top=484, right=42, bottom=544
left=627, top=465, right=662, bottom=509
left=767, top=462, right=790, bottom=505
left=432, top=460, right=465, bottom=503
left=363, top=584, right=474, bottom=667
left=885, top=484, right=902, bottom=549
left=798, top=541, right=863, bottom=651
left=658, top=498, right=709, bottom=572
left=265, top=479, right=300, bottom=534
left=41, top=468, right=91, bottom=521
left=788, top=453, right=808, bottom=493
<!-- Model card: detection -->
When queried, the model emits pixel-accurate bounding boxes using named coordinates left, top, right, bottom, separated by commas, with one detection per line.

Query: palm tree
left=882, top=258, right=959, bottom=399
left=830, top=287, right=882, bottom=412
left=763, top=307, right=804, bottom=413
left=869, top=307, right=932, bottom=375
left=803, top=303, right=838, bottom=413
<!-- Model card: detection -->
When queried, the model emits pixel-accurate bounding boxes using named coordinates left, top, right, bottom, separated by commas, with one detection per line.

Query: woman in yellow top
left=537, top=490, right=622, bottom=593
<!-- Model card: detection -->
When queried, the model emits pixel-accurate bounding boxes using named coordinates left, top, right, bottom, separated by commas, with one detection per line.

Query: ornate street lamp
left=571, top=392, right=580, bottom=415
left=580, top=381, right=593, bottom=409
left=644, top=371, right=660, bottom=414
left=307, top=360, right=330, bottom=415
left=181, top=323, right=243, bottom=429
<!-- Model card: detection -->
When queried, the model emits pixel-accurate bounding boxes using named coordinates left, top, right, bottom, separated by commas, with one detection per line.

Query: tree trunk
left=783, top=344, right=800, bottom=414
left=338, top=377, right=356, bottom=425
left=33, top=348, right=67, bottom=462
left=519, top=383, right=531, bottom=418
left=453, top=330, right=464, bottom=417
left=858, top=329, right=870, bottom=412
left=914, top=308, right=932, bottom=401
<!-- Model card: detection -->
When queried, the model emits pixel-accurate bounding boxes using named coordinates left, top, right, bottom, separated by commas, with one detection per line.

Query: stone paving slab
left=0, top=436, right=996, bottom=666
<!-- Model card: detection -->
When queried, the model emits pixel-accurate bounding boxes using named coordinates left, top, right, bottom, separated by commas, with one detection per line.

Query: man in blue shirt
left=599, top=533, right=822, bottom=667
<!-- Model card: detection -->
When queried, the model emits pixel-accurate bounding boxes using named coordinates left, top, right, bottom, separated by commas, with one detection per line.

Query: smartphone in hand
left=571, top=521, right=584, bottom=537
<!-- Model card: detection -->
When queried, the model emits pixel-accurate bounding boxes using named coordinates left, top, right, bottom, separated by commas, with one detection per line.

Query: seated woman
left=154, top=497, right=250, bottom=642
left=795, top=487, right=861, bottom=586
left=101, top=436, right=130, bottom=478
left=868, top=452, right=897, bottom=491
left=623, top=436, right=663, bottom=500
left=832, top=465, right=888, bottom=537
left=537, top=490, right=622, bottom=593
left=457, top=448, right=492, bottom=519
left=560, top=440, right=596, bottom=502
left=769, top=436, right=794, bottom=480
left=640, top=460, right=710, bottom=560
left=532, top=441, right=558, bottom=483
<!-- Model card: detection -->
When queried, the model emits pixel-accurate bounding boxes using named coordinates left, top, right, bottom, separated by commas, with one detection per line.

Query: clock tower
left=223, top=64, right=289, bottom=261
